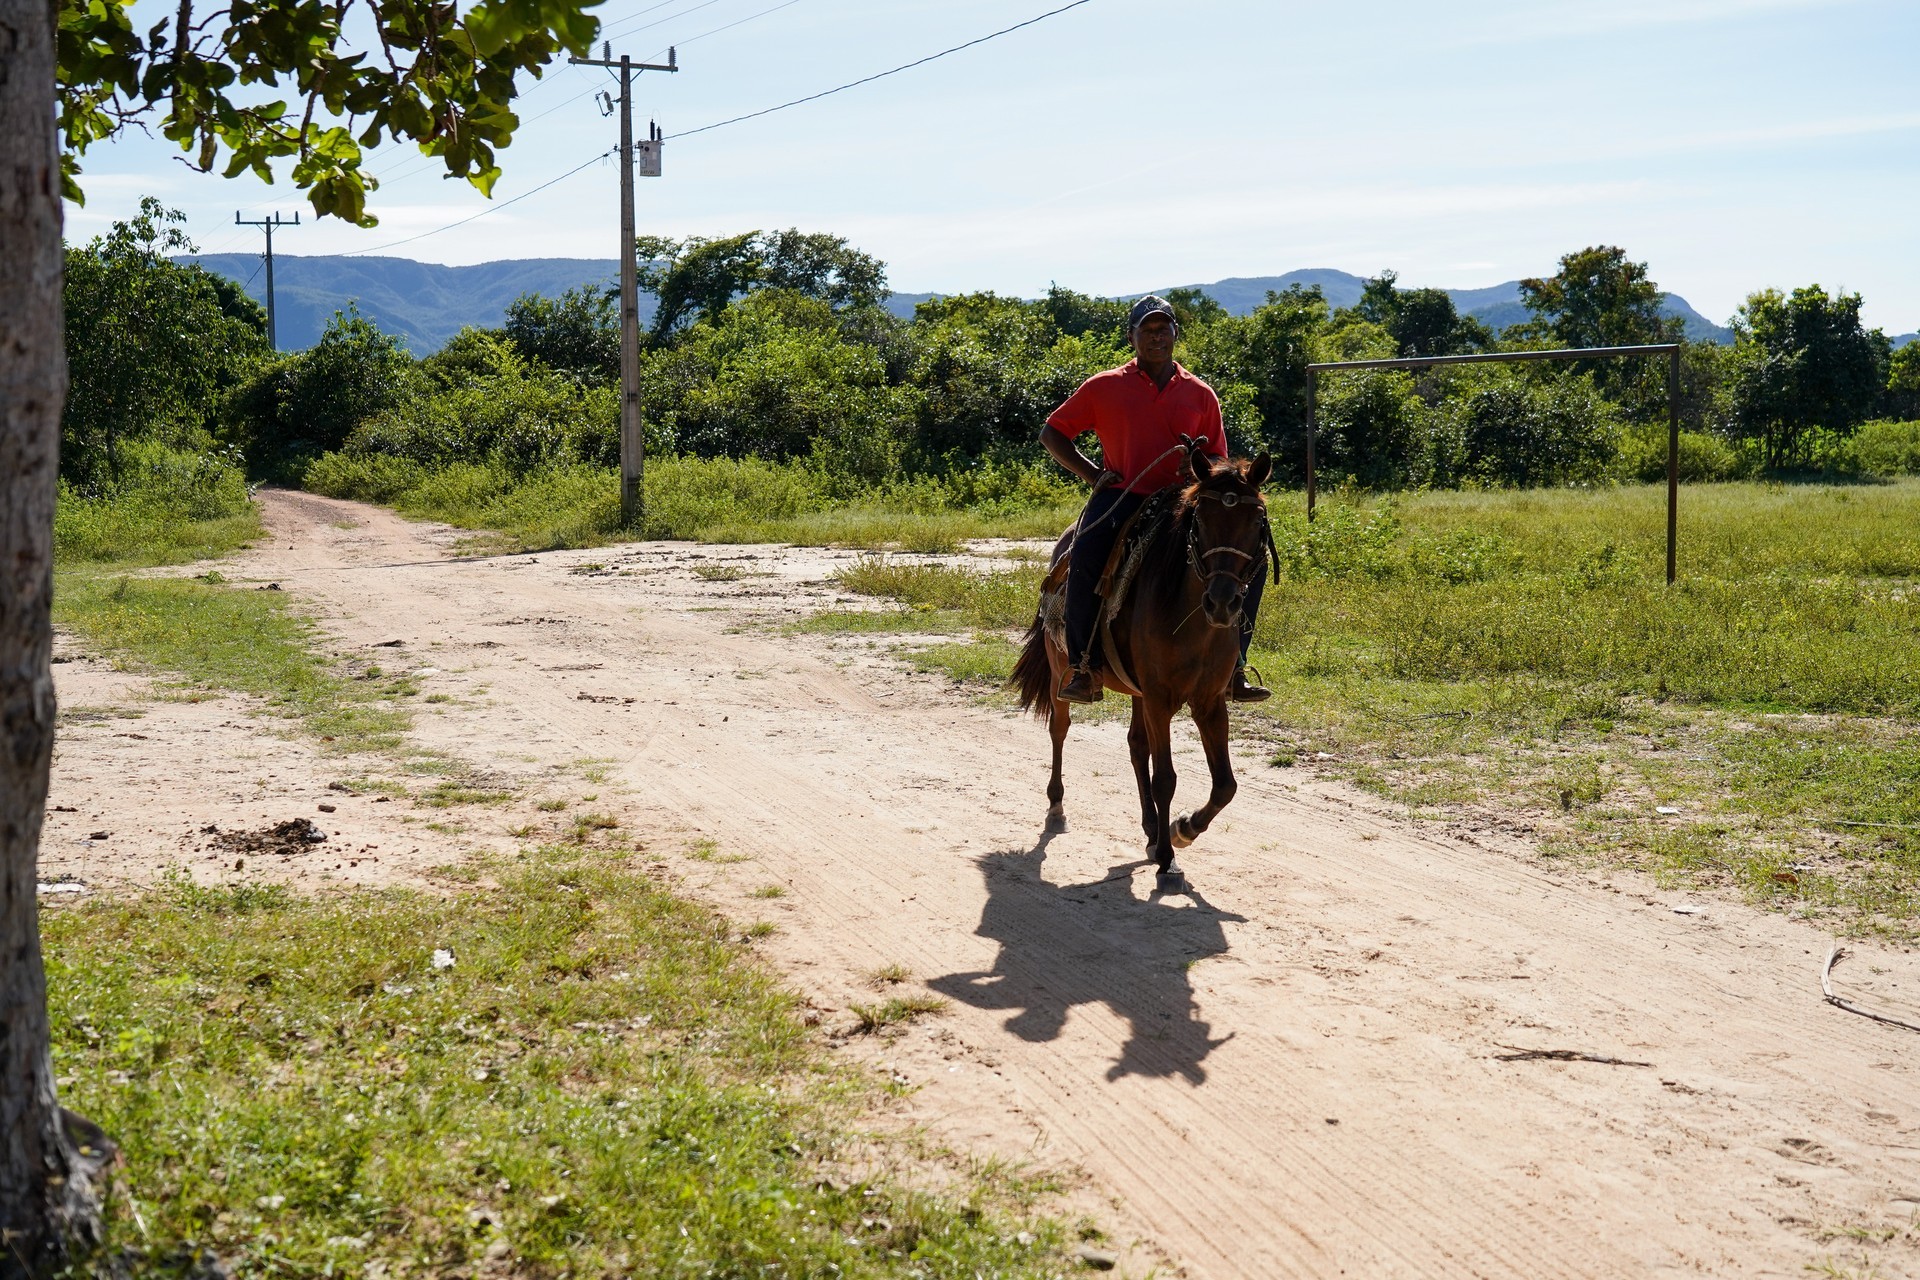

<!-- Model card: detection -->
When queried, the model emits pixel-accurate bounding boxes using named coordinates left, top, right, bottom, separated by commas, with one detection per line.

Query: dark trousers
left=1064, top=487, right=1266, bottom=670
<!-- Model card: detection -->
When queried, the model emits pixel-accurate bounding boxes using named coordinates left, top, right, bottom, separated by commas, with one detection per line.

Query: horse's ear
left=1178, top=435, right=1202, bottom=482
left=1248, top=452, right=1272, bottom=489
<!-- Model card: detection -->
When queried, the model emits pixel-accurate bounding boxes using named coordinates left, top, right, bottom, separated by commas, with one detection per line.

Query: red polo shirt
left=1047, top=360, right=1227, bottom=494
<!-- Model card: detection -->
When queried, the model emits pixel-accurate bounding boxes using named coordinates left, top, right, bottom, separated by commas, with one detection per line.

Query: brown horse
left=1012, top=441, right=1275, bottom=879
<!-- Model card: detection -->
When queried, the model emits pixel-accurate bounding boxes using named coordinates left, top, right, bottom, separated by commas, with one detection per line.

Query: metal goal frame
left=1304, top=343, right=1684, bottom=583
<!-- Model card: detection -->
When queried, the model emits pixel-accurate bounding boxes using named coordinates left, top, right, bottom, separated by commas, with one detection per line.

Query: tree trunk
left=0, top=0, right=112, bottom=1270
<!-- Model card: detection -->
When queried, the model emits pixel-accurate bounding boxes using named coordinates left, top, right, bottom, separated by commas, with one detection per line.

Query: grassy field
left=826, top=479, right=1920, bottom=935
left=46, top=845, right=1072, bottom=1278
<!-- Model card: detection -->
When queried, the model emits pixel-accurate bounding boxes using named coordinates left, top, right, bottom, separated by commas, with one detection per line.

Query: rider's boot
left=1228, top=663, right=1271, bottom=704
left=1058, top=661, right=1103, bottom=704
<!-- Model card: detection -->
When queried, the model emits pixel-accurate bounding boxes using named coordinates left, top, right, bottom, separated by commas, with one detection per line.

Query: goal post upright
left=1303, top=342, right=1684, bottom=583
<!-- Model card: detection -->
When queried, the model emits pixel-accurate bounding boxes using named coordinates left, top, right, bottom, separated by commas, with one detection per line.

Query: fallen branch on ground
left=1821, top=945, right=1920, bottom=1034
left=1493, top=1045, right=1651, bottom=1067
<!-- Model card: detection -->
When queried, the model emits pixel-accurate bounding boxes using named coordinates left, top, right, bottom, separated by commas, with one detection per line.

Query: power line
left=332, top=0, right=1096, bottom=255
left=340, top=148, right=615, bottom=256
left=600, top=0, right=724, bottom=42
left=639, top=0, right=803, bottom=61
left=668, top=0, right=1094, bottom=139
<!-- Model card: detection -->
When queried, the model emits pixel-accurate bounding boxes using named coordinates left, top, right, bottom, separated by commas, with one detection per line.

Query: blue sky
left=65, top=0, right=1920, bottom=332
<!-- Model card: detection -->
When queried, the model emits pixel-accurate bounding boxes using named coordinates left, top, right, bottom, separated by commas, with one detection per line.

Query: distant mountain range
left=185, top=253, right=1918, bottom=355
left=182, top=254, right=636, bottom=353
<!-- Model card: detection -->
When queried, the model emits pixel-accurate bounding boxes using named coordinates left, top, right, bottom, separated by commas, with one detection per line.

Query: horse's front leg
left=1143, top=695, right=1179, bottom=873
left=1127, top=697, right=1153, bottom=843
left=1173, top=695, right=1236, bottom=849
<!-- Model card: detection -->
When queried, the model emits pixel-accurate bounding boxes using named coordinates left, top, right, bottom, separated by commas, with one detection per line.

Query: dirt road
left=46, top=490, right=1920, bottom=1278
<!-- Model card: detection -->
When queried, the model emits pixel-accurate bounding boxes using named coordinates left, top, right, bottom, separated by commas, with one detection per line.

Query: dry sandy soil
left=41, top=489, right=1920, bottom=1278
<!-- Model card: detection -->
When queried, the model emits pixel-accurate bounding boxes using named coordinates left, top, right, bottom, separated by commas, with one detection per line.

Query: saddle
left=1039, top=487, right=1181, bottom=697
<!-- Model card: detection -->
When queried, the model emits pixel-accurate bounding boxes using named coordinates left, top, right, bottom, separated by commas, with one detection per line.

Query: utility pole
left=569, top=43, right=677, bottom=527
left=234, top=210, right=300, bottom=349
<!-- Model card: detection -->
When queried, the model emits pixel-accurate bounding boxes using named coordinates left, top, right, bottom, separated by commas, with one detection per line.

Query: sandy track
left=49, top=489, right=1920, bottom=1278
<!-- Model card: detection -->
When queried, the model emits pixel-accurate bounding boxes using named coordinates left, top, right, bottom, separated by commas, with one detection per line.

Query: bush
left=342, top=347, right=617, bottom=477
left=1817, top=420, right=1920, bottom=477
left=54, top=441, right=255, bottom=564
left=1617, top=425, right=1751, bottom=483
left=224, top=307, right=423, bottom=474
left=641, top=455, right=827, bottom=538
left=1430, top=366, right=1622, bottom=487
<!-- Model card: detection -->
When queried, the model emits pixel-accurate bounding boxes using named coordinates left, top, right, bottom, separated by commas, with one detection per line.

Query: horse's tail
left=1010, top=609, right=1055, bottom=723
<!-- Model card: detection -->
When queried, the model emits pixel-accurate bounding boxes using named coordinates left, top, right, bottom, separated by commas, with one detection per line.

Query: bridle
left=1185, top=482, right=1279, bottom=591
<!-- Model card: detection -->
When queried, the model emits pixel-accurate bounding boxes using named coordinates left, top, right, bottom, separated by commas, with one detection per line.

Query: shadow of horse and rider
left=933, top=439, right=1277, bottom=1084
left=929, top=828, right=1245, bottom=1085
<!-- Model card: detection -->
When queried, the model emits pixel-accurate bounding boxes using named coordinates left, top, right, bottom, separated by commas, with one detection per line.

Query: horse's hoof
left=1171, top=816, right=1196, bottom=849
left=1044, top=807, right=1067, bottom=833
left=1157, top=861, right=1185, bottom=885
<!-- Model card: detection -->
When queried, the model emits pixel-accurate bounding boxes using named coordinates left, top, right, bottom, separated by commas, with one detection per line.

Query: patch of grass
left=568, top=811, right=620, bottom=840
left=692, top=564, right=745, bottom=582
left=909, top=636, right=1021, bottom=686
left=46, top=853, right=1067, bottom=1277
left=750, top=884, right=787, bottom=899
left=53, top=445, right=259, bottom=568
left=744, top=920, right=778, bottom=939
left=867, top=963, right=912, bottom=987
left=849, top=993, right=949, bottom=1033
left=835, top=556, right=1040, bottom=629
left=54, top=574, right=408, bottom=753
left=791, top=609, right=968, bottom=636
left=536, top=798, right=568, bottom=813
left=419, top=781, right=513, bottom=808
left=685, top=837, right=749, bottom=865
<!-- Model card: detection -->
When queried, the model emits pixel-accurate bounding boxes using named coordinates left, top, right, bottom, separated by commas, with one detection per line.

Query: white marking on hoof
left=1159, top=860, right=1183, bottom=881
left=1171, top=816, right=1195, bottom=849
left=1046, top=802, right=1065, bottom=820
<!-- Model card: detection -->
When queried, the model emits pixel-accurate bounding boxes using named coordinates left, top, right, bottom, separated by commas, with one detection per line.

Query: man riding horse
left=1038, top=294, right=1270, bottom=706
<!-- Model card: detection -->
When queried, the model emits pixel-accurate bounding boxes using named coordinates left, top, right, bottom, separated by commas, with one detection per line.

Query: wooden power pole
left=234, top=210, right=300, bottom=349
left=569, top=44, right=677, bottom=527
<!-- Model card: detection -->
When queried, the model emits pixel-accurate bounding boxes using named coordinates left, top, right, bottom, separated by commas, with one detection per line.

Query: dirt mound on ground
left=206, top=818, right=330, bottom=856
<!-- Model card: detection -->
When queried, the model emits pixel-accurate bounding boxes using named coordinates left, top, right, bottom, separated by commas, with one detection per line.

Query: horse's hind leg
left=1046, top=697, right=1070, bottom=829
left=1173, top=696, right=1236, bottom=849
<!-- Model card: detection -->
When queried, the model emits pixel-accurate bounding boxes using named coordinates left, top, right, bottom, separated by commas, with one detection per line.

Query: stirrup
left=1058, top=663, right=1103, bottom=704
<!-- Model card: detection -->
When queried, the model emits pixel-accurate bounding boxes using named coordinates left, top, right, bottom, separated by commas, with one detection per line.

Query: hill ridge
left=185, top=254, right=1824, bottom=353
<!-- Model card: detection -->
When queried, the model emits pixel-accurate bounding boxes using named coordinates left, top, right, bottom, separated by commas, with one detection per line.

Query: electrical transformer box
left=637, top=139, right=662, bottom=177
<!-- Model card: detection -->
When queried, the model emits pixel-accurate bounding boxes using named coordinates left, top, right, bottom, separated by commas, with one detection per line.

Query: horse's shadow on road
left=928, top=831, right=1245, bottom=1085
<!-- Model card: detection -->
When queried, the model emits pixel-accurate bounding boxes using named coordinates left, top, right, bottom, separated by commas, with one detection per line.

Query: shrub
left=342, top=350, right=617, bottom=477
left=54, top=441, right=254, bottom=564
left=1617, top=425, right=1750, bottom=483
left=224, top=307, right=423, bottom=474
left=1818, top=420, right=1920, bottom=477
left=1430, top=366, right=1622, bottom=488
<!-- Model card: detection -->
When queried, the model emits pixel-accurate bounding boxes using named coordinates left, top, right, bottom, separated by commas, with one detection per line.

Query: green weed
left=849, top=993, right=950, bottom=1033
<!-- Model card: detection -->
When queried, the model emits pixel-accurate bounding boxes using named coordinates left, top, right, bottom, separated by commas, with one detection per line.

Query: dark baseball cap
left=1128, top=294, right=1177, bottom=332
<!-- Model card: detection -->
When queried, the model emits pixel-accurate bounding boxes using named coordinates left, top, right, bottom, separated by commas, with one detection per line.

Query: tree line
left=61, top=201, right=1920, bottom=505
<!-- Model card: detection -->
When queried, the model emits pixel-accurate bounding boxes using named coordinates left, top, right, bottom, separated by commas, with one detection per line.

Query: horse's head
left=1183, top=451, right=1273, bottom=631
